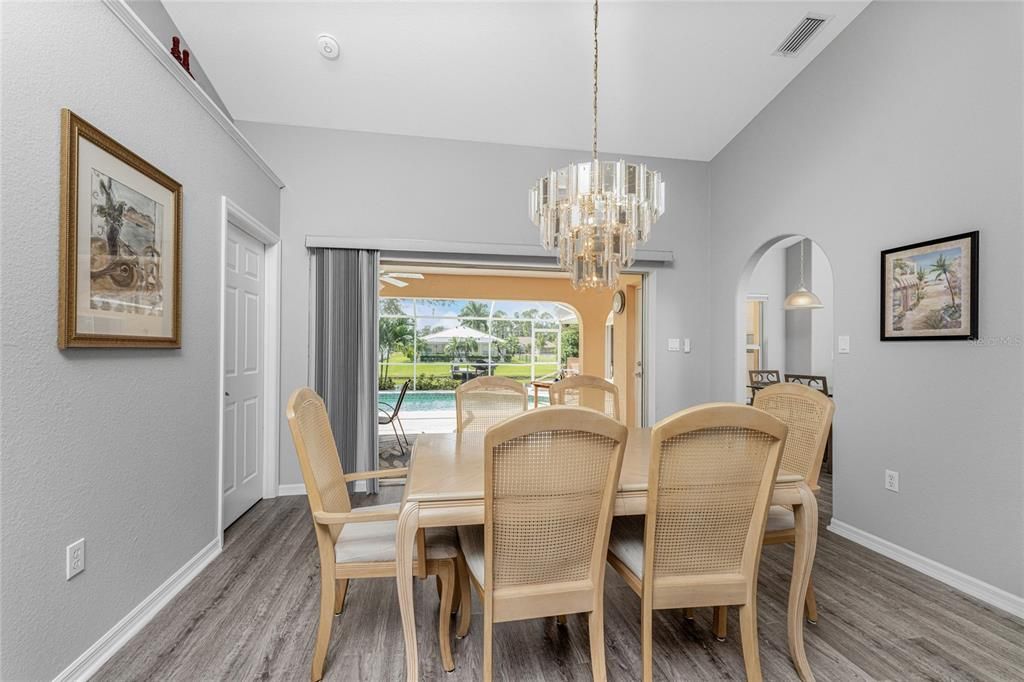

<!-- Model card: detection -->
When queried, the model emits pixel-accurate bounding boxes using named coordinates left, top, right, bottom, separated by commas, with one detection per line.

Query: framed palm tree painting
left=59, top=109, right=182, bottom=348
left=880, top=231, right=979, bottom=341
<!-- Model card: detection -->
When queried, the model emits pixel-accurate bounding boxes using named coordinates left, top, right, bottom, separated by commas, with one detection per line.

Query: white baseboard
left=828, top=520, right=1024, bottom=619
left=278, top=481, right=367, bottom=496
left=53, top=538, right=221, bottom=682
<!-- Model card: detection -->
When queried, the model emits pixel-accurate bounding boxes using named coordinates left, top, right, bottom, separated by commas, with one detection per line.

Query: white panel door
left=223, top=223, right=265, bottom=528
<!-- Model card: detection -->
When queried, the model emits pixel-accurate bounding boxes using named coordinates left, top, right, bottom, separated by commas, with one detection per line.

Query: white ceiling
left=164, top=1, right=869, bottom=161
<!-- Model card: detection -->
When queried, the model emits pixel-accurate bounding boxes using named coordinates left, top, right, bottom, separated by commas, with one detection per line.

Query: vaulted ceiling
left=165, top=1, right=869, bottom=161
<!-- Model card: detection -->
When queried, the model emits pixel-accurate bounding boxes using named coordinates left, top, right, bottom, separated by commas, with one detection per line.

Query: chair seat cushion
left=334, top=503, right=458, bottom=563
left=457, top=525, right=485, bottom=584
left=765, top=505, right=796, bottom=533
left=608, top=515, right=646, bottom=578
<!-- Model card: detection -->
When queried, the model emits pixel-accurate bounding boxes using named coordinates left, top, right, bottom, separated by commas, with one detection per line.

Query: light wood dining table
left=395, top=427, right=820, bottom=681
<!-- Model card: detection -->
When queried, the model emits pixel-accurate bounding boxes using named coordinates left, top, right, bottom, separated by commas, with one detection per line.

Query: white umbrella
left=420, top=326, right=500, bottom=343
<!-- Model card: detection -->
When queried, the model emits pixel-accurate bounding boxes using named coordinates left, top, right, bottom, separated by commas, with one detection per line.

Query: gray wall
left=784, top=240, right=813, bottom=373
left=709, top=0, right=1023, bottom=596
left=811, top=242, right=834, bottom=379
left=0, top=3, right=281, bottom=678
left=239, top=123, right=711, bottom=487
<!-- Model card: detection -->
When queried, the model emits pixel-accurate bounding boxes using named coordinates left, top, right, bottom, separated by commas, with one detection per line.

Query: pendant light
left=784, top=239, right=824, bottom=310
left=528, top=0, right=666, bottom=289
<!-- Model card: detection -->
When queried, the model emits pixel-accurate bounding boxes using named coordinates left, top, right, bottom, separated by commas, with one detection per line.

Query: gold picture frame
left=59, top=109, right=182, bottom=348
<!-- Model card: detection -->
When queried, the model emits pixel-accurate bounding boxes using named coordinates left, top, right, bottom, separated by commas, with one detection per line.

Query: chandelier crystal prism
left=529, top=0, right=666, bottom=289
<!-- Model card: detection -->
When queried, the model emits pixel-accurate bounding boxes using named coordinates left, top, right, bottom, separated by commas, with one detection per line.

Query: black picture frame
left=880, top=231, right=979, bottom=341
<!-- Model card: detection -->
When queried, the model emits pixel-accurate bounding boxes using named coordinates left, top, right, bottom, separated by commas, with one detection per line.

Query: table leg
left=533, top=384, right=539, bottom=409
left=788, top=483, right=818, bottom=682
left=397, top=501, right=421, bottom=681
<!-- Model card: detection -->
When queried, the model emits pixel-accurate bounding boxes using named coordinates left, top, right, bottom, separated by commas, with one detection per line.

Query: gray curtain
left=311, top=249, right=379, bottom=494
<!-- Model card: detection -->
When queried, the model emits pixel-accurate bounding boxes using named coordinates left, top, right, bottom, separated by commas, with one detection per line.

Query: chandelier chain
left=593, top=0, right=599, bottom=162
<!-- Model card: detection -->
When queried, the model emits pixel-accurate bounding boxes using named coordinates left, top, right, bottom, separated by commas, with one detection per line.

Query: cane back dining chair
left=455, top=376, right=528, bottom=433
left=287, top=387, right=465, bottom=681
left=457, top=406, right=628, bottom=681
left=606, top=403, right=788, bottom=681
left=712, top=382, right=835, bottom=641
left=785, top=372, right=834, bottom=473
left=548, top=374, right=621, bottom=421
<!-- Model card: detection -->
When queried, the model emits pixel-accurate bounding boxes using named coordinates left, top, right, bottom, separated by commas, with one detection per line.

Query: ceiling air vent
left=773, top=14, right=831, bottom=57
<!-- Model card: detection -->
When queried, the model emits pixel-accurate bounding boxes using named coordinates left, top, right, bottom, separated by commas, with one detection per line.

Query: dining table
left=395, top=427, right=820, bottom=681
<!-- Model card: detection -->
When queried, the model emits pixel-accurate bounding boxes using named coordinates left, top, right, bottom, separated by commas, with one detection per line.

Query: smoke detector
left=317, top=33, right=340, bottom=61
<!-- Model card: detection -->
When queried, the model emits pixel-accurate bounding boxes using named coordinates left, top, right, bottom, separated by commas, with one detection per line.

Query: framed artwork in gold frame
left=59, top=109, right=182, bottom=348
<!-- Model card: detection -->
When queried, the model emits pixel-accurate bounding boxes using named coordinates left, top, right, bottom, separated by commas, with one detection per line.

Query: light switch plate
left=683, top=338, right=692, bottom=353
left=837, top=335, right=850, bottom=354
left=667, top=338, right=681, bottom=352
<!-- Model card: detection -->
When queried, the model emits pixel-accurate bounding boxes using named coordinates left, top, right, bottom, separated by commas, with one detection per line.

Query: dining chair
left=378, top=379, right=411, bottom=456
left=606, top=403, right=788, bottom=682
left=784, top=374, right=833, bottom=473
left=457, top=406, right=628, bottom=681
left=455, top=376, right=528, bottom=433
left=712, top=382, right=834, bottom=641
left=549, top=374, right=621, bottom=421
left=287, top=387, right=465, bottom=681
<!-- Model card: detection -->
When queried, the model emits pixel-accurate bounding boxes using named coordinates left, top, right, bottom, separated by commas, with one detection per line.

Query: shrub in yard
left=415, top=375, right=460, bottom=391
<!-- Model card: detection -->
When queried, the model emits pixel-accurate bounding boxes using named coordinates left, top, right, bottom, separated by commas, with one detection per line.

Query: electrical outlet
left=66, top=538, right=85, bottom=580
left=884, top=470, right=899, bottom=493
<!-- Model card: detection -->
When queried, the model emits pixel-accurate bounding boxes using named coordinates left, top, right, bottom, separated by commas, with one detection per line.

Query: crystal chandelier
left=529, top=0, right=666, bottom=289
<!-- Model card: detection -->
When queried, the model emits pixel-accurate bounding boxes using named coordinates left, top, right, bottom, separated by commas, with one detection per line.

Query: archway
left=733, top=235, right=836, bottom=404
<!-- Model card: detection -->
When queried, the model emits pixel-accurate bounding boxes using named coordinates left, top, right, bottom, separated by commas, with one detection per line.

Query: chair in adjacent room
left=747, top=369, right=782, bottom=404
left=549, top=374, right=621, bottom=421
left=606, top=403, right=788, bottom=681
left=783, top=373, right=829, bottom=395
left=457, top=407, right=628, bottom=681
left=712, top=381, right=834, bottom=640
left=455, top=376, right=528, bottom=433
left=287, top=387, right=466, bottom=681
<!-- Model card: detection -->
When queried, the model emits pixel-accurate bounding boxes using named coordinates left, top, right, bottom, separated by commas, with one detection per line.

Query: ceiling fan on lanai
left=378, top=271, right=424, bottom=289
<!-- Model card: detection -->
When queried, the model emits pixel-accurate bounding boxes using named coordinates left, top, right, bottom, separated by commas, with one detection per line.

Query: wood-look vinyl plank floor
left=96, top=474, right=1024, bottom=681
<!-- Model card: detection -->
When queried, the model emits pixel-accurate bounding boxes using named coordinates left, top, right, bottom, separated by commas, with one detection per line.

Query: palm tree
left=928, top=254, right=958, bottom=308
left=445, top=337, right=478, bottom=361
left=378, top=316, right=414, bottom=382
left=458, top=302, right=490, bottom=332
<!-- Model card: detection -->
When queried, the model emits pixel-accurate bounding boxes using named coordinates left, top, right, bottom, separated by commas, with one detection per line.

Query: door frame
left=218, top=197, right=281, bottom=543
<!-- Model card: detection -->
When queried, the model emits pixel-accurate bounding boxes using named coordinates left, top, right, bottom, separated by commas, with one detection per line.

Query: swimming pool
left=379, top=390, right=548, bottom=412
